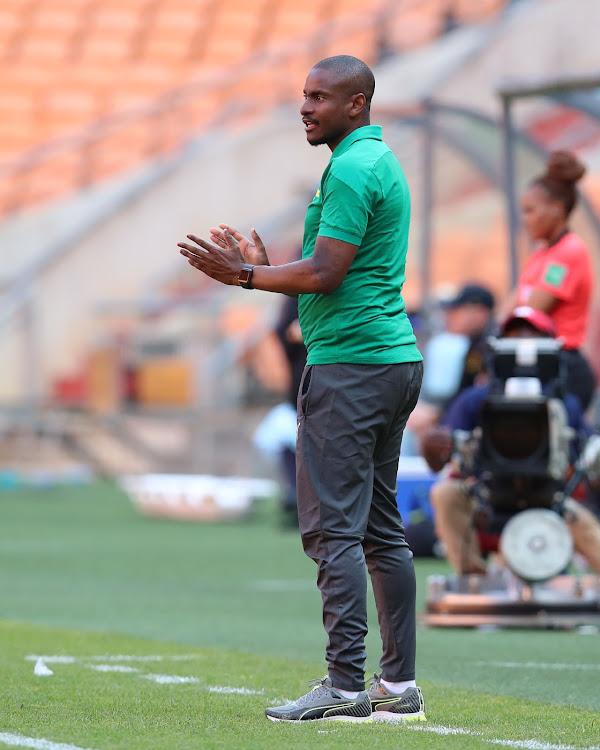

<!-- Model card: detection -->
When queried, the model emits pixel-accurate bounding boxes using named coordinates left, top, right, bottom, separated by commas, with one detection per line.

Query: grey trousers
left=296, top=361, right=423, bottom=691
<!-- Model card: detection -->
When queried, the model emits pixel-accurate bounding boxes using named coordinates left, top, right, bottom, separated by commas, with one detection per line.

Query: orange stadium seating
left=452, top=0, right=505, bottom=22
left=0, top=0, right=509, bottom=219
left=383, top=0, right=446, bottom=52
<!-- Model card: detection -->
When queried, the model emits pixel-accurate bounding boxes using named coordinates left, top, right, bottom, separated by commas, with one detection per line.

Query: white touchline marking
left=410, top=726, right=472, bottom=736
left=408, top=725, right=600, bottom=750
left=474, top=661, right=600, bottom=671
left=25, top=656, right=76, bottom=664
left=208, top=686, right=265, bottom=695
left=139, top=675, right=264, bottom=693
left=24, top=656, right=268, bottom=695
left=25, top=654, right=201, bottom=664
left=490, top=742, right=600, bottom=750
left=141, top=674, right=201, bottom=684
left=0, top=732, right=97, bottom=750
left=87, top=665, right=140, bottom=673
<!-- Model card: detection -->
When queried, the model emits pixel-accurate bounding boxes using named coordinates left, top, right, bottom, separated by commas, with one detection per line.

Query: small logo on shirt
left=544, top=263, right=567, bottom=287
left=314, top=188, right=320, bottom=198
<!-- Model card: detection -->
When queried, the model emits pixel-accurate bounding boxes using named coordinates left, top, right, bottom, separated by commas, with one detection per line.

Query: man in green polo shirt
left=300, top=124, right=419, bottom=364
left=178, top=55, right=425, bottom=724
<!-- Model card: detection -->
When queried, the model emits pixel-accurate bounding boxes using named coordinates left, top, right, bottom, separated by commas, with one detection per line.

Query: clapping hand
left=210, top=224, right=270, bottom=267
left=177, top=228, right=245, bottom=285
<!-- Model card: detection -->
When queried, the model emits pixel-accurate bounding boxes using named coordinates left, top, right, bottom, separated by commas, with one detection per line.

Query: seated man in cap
left=407, top=283, right=497, bottom=452
left=422, top=306, right=600, bottom=576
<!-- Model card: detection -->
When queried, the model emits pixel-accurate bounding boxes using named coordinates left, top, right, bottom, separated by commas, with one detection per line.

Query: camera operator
left=422, top=306, right=600, bottom=576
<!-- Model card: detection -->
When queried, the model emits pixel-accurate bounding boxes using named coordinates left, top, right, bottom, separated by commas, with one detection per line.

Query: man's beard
left=308, top=127, right=344, bottom=147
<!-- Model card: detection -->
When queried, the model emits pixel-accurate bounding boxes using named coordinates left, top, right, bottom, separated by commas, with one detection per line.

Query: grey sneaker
left=265, top=676, right=373, bottom=723
left=367, top=673, right=426, bottom=723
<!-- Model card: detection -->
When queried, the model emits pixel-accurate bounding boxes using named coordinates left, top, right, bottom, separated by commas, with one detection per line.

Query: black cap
left=442, top=284, right=495, bottom=310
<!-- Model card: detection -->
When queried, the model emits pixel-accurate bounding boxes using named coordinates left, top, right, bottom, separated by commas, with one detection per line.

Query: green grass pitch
left=0, top=481, right=599, bottom=749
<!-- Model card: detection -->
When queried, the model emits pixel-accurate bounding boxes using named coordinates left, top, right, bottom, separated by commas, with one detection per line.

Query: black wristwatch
left=238, top=264, right=254, bottom=289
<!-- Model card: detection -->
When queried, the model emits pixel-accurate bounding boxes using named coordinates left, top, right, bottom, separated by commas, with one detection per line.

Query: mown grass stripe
left=474, top=662, right=600, bottom=671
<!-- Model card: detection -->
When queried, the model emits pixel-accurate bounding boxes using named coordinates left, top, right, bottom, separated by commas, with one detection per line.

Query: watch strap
left=238, top=263, right=254, bottom=289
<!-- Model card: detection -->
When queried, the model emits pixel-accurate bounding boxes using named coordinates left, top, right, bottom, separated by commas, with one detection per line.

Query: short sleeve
left=535, top=245, right=585, bottom=301
left=318, top=174, right=372, bottom=245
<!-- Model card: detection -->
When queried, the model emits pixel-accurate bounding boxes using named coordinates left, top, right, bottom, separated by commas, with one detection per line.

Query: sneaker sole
left=266, top=714, right=374, bottom=723
left=372, top=711, right=426, bottom=723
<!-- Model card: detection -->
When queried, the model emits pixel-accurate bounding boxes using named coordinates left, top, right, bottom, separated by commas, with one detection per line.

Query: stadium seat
left=0, top=6, right=26, bottom=50
left=138, top=12, right=199, bottom=68
left=38, top=88, right=101, bottom=141
left=105, top=64, right=175, bottom=109
left=27, top=4, right=82, bottom=41
left=320, top=27, right=378, bottom=65
left=336, top=0, right=385, bottom=11
left=198, top=0, right=271, bottom=64
left=453, top=0, right=505, bottom=23
left=0, top=89, right=37, bottom=156
left=384, top=0, right=445, bottom=52
left=264, top=0, right=335, bottom=44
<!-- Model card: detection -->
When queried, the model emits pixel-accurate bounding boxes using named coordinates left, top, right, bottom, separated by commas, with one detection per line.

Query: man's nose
left=300, top=99, right=312, bottom=116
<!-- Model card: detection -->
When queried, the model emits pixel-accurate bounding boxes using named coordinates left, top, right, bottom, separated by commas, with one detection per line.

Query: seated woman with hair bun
left=511, top=150, right=596, bottom=410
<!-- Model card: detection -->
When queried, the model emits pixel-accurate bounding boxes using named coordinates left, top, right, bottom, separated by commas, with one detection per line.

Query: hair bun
left=545, top=150, right=586, bottom=184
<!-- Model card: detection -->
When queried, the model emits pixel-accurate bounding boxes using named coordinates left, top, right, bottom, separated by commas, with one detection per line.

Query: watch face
left=239, top=266, right=253, bottom=287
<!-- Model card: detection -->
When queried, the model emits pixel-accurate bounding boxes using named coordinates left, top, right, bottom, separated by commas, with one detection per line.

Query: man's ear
left=349, top=93, right=367, bottom=118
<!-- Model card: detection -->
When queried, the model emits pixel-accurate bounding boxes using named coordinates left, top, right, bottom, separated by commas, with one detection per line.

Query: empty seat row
left=0, top=0, right=508, bottom=217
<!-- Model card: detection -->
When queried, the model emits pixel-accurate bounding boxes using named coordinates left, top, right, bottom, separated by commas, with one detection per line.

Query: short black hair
left=442, top=284, right=495, bottom=311
left=312, top=55, right=375, bottom=107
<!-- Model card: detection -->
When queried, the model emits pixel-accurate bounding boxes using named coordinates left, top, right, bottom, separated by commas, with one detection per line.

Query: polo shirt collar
left=332, top=125, right=382, bottom=157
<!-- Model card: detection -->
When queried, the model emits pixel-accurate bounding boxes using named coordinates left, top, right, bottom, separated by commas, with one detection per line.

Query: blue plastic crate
left=396, top=457, right=437, bottom=522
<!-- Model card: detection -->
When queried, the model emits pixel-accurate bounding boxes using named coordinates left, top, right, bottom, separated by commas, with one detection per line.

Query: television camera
left=422, top=335, right=600, bottom=629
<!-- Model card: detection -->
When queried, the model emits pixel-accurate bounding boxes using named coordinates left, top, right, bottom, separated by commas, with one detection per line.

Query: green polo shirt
left=298, top=125, right=422, bottom=365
